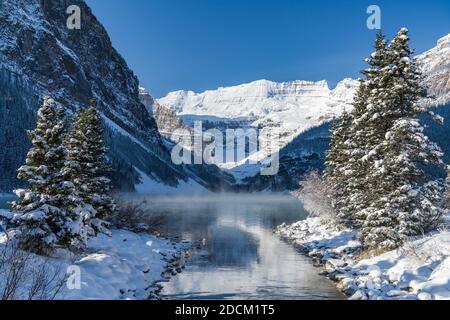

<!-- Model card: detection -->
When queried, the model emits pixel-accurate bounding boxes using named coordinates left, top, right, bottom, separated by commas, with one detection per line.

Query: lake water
left=1, top=192, right=343, bottom=299
left=138, top=194, right=343, bottom=300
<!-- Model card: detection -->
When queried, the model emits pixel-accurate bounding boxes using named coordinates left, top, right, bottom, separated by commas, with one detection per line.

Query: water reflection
left=207, top=225, right=259, bottom=268
left=131, top=194, right=343, bottom=300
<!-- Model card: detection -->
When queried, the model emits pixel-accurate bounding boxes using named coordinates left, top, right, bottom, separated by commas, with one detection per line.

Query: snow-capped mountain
left=158, top=33, right=450, bottom=146
left=417, top=34, right=450, bottom=106
left=158, top=78, right=357, bottom=123
left=0, top=0, right=219, bottom=192
left=157, top=33, right=450, bottom=182
left=158, top=79, right=359, bottom=164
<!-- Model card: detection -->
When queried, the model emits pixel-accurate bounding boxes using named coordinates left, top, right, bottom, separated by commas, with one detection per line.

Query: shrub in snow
left=296, top=171, right=337, bottom=223
left=107, top=200, right=164, bottom=233
left=0, top=233, right=66, bottom=300
left=62, top=99, right=115, bottom=236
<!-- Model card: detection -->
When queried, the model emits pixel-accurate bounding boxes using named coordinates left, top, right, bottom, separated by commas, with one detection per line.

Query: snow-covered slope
left=0, top=0, right=229, bottom=193
left=158, top=79, right=358, bottom=166
left=157, top=33, right=450, bottom=182
left=158, top=33, right=450, bottom=149
left=159, top=78, right=357, bottom=130
left=417, top=34, right=450, bottom=106
left=138, top=88, right=236, bottom=191
left=0, top=228, right=191, bottom=300
left=134, top=167, right=209, bottom=194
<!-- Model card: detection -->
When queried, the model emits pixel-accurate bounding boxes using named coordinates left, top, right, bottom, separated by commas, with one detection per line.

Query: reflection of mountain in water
left=206, top=225, right=259, bottom=268
left=158, top=194, right=343, bottom=300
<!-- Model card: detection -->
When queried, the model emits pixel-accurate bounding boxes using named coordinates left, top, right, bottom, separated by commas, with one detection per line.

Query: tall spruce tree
left=324, top=111, right=354, bottom=226
left=360, top=28, right=445, bottom=249
left=10, top=97, right=84, bottom=253
left=62, top=99, right=115, bottom=236
left=327, top=33, right=390, bottom=227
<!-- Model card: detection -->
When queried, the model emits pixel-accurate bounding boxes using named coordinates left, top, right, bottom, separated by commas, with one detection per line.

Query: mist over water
left=135, top=193, right=343, bottom=300
left=1, top=192, right=343, bottom=299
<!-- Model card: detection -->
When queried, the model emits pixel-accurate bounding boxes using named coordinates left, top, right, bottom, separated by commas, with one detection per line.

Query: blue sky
left=86, top=0, right=450, bottom=97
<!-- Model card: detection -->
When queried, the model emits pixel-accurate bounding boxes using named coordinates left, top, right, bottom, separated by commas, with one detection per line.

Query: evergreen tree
left=9, top=97, right=85, bottom=253
left=62, top=99, right=115, bottom=235
left=351, top=34, right=392, bottom=222
left=361, top=28, right=445, bottom=248
left=326, top=29, right=446, bottom=249
left=324, top=111, right=354, bottom=226
left=327, top=33, right=390, bottom=227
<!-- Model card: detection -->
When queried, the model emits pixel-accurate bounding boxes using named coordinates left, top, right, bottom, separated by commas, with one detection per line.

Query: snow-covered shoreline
left=0, top=227, right=193, bottom=300
left=276, top=217, right=450, bottom=300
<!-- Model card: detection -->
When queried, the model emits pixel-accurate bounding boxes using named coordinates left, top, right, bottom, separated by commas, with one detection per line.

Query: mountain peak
left=417, top=33, right=450, bottom=106
left=157, top=77, right=358, bottom=162
left=437, top=33, right=450, bottom=47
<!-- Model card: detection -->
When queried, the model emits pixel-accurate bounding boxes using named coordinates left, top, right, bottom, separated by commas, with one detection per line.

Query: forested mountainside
left=158, top=33, right=450, bottom=191
left=0, top=0, right=230, bottom=192
left=239, top=102, right=450, bottom=192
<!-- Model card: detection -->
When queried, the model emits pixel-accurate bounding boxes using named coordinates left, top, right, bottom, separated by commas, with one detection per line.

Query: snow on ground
left=276, top=217, right=450, bottom=300
left=134, top=168, right=209, bottom=194
left=0, top=227, right=191, bottom=300
left=64, top=230, right=190, bottom=300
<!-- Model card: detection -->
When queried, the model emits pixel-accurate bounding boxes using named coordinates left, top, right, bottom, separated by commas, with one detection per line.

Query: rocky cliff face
left=139, top=87, right=236, bottom=191
left=417, top=34, right=450, bottom=106
left=0, top=0, right=192, bottom=192
left=139, top=87, right=192, bottom=140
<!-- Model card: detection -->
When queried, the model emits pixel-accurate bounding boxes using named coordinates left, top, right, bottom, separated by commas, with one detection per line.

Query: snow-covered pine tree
left=361, top=28, right=445, bottom=249
left=324, top=111, right=355, bottom=226
left=328, top=33, right=390, bottom=227
left=62, top=98, right=115, bottom=236
left=10, top=97, right=83, bottom=253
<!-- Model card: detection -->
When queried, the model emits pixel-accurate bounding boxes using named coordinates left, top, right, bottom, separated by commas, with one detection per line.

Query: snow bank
left=276, top=217, right=450, bottom=300
left=0, top=227, right=191, bottom=300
